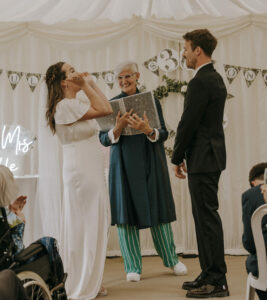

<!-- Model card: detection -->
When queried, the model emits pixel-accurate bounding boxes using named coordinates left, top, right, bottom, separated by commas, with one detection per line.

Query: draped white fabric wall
left=0, top=18, right=266, bottom=255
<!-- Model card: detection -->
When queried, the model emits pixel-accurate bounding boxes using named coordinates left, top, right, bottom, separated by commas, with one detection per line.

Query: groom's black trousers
left=188, top=171, right=227, bottom=285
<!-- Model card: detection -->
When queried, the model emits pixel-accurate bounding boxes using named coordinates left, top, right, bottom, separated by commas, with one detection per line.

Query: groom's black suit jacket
left=171, top=63, right=227, bottom=173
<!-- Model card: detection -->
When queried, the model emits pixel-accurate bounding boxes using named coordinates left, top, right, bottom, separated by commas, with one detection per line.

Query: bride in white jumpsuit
left=45, top=62, right=112, bottom=299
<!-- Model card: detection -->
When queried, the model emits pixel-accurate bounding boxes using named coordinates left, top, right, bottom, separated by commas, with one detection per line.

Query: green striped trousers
left=117, top=223, right=178, bottom=274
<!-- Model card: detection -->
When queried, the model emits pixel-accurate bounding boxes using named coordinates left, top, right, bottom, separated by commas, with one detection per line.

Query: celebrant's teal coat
left=99, top=91, right=176, bottom=229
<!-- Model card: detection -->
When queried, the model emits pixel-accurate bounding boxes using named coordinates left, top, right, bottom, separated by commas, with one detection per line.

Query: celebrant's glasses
left=118, top=73, right=137, bottom=80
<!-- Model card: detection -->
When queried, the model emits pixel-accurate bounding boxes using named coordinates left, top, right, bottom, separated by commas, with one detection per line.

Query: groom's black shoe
left=186, top=283, right=229, bottom=298
left=182, top=274, right=205, bottom=290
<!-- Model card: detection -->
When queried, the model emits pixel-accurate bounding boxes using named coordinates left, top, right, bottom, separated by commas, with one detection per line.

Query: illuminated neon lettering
left=19, top=139, right=34, bottom=153
left=1, top=125, right=20, bottom=155
left=0, top=157, right=18, bottom=172
left=0, top=124, right=36, bottom=173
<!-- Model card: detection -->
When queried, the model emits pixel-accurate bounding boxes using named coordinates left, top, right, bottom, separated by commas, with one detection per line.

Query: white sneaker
left=126, top=272, right=141, bottom=282
left=171, top=261, right=188, bottom=275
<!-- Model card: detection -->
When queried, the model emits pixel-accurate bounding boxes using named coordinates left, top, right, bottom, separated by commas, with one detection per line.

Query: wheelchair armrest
left=14, top=243, right=45, bottom=263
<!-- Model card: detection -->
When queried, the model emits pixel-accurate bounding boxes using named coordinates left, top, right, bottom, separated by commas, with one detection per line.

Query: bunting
left=243, top=68, right=259, bottom=87
left=0, top=48, right=266, bottom=92
left=157, top=48, right=179, bottom=72
left=224, top=65, right=241, bottom=84
left=7, top=71, right=23, bottom=90
left=143, top=56, right=159, bottom=76
left=102, top=71, right=115, bottom=89
left=26, top=73, right=42, bottom=92
left=91, top=72, right=100, bottom=83
left=262, top=70, right=267, bottom=87
left=226, top=93, right=234, bottom=100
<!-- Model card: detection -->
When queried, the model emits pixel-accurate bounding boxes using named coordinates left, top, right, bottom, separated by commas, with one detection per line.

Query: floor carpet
left=102, top=255, right=250, bottom=299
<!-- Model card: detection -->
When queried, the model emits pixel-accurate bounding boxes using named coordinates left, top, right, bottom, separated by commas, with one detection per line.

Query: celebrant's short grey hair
left=114, top=61, right=139, bottom=77
left=0, top=165, right=18, bottom=207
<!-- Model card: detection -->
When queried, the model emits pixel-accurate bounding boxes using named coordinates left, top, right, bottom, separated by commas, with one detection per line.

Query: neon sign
left=0, top=125, right=36, bottom=172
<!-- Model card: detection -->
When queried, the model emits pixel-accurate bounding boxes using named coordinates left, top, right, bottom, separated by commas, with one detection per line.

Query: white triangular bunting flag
left=243, top=68, right=259, bottom=87
left=224, top=65, right=240, bottom=84
left=261, top=70, right=267, bottom=87
left=157, top=48, right=179, bottom=73
left=92, top=72, right=100, bottom=79
left=26, top=73, right=41, bottom=92
left=226, top=93, right=234, bottom=100
left=91, top=72, right=100, bottom=83
left=102, top=71, right=115, bottom=89
left=143, top=56, right=159, bottom=76
left=7, top=71, right=23, bottom=90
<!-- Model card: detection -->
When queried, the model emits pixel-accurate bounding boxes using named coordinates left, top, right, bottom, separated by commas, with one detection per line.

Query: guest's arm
left=261, top=184, right=267, bottom=203
left=242, top=192, right=256, bottom=254
left=9, top=196, right=27, bottom=223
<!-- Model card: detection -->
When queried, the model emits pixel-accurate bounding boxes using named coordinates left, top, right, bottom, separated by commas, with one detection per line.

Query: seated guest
left=248, top=162, right=267, bottom=188
left=0, top=269, right=29, bottom=300
left=0, top=165, right=66, bottom=291
left=0, top=164, right=27, bottom=255
left=242, top=162, right=267, bottom=300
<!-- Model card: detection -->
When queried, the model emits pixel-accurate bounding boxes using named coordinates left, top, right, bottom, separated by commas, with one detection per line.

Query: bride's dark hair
left=45, top=62, right=66, bottom=134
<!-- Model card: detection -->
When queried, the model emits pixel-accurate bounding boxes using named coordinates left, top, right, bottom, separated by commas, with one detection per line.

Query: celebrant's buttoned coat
left=99, top=91, right=176, bottom=229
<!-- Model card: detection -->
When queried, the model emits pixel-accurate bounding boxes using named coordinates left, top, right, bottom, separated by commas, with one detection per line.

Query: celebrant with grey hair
left=99, top=61, right=187, bottom=282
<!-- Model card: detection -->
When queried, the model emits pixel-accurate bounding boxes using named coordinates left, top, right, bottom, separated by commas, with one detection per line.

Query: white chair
left=246, top=204, right=267, bottom=300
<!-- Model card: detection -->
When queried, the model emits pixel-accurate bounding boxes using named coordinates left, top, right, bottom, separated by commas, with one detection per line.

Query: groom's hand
left=173, top=162, right=187, bottom=179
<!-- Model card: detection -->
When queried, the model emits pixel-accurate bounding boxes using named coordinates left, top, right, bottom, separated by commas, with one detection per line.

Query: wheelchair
left=0, top=207, right=68, bottom=300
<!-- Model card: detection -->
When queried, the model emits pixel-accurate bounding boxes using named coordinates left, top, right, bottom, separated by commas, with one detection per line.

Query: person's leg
left=185, top=172, right=229, bottom=298
left=256, top=289, right=267, bottom=300
left=0, top=269, right=29, bottom=300
left=188, top=172, right=227, bottom=285
left=117, top=224, right=142, bottom=274
left=150, top=223, right=178, bottom=267
left=188, top=173, right=210, bottom=278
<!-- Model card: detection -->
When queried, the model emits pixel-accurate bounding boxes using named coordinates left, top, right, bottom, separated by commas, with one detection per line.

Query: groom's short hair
left=183, top=29, right=217, bottom=57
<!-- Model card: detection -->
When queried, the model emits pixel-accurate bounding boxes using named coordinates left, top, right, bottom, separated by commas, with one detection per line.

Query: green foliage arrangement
left=153, top=75, right=188, bottom=100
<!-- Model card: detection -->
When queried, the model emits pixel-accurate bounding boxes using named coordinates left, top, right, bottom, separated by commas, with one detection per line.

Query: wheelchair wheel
left=17, top=271, right=52, bottom=300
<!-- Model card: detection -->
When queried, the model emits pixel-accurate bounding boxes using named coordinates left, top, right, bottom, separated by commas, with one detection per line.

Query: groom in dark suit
left=172, top=29, right=229, bottom=298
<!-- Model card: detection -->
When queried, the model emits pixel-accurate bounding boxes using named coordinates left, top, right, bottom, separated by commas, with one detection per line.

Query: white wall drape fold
left=37, top=82, right=62, bottom=241
left=0, top=14, right=267, bottom=48
left=0, top=0, right=266, bottom=23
